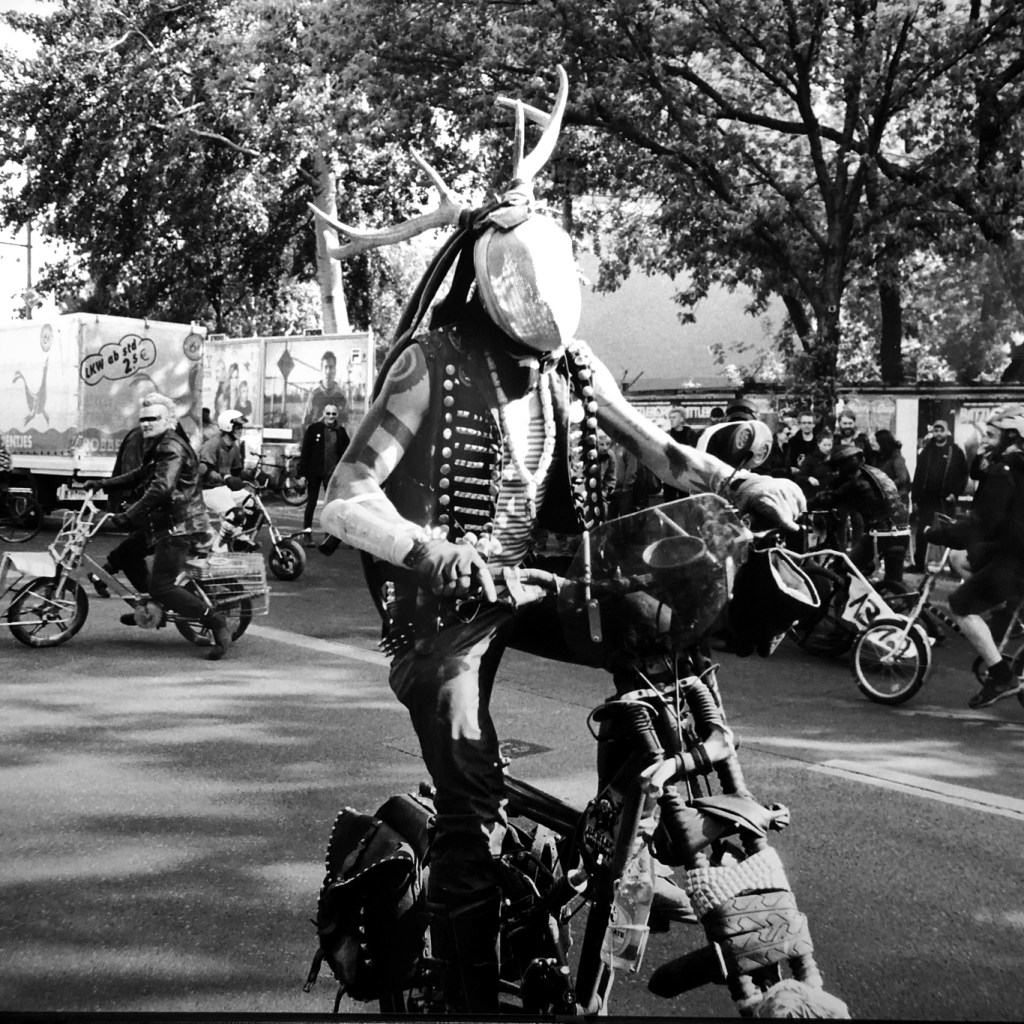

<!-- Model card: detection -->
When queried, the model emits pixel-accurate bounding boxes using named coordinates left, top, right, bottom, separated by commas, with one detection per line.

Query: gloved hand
left=407, top=538, right=497, bottom=601
left=79, top=479, right=104, bottom=492
left=109, top=512, right=133, bottom=532
left=730, top=475, right=806, bottom=532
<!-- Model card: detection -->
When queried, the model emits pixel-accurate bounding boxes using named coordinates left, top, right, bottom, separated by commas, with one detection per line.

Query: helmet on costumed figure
left=307, top=66, right=580, bottom=383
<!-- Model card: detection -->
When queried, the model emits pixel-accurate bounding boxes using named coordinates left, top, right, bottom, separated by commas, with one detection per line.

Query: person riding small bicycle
left=198, top=409, right=250, bottom=490
left=925, top=405, right=1024, bottom=708
left=81, top=392, right=234, bottom=661
left=809, top=443, right=910, bottom=585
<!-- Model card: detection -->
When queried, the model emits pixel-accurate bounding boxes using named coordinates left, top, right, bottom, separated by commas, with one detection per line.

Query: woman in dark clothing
left=873, top=429, right=910, bottom=502
left=792, top=431, right=833, bottom=499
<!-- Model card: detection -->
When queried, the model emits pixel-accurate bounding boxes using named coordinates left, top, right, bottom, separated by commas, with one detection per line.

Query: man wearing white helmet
left=928, top=404, right=1024, bottom=707
left=198, top=409, right=248, bottom=489
left=310, top=69, right=808, bottom=1012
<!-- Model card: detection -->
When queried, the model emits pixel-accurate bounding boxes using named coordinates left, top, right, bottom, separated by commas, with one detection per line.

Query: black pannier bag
left=304, top=792, right=434, bottom=1001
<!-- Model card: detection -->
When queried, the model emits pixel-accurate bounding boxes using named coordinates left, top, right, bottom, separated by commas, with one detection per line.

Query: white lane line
left=248, top=624, right=389, bottom=667
left=810, top=760, right=1024, bottom=822
left=249, top=625, right=1024, bottom=822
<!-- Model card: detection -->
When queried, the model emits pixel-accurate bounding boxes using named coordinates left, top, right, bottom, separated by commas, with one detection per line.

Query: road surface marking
left=811, top=760, right=1024, bottom=822
left=249, top=624, right=388, bottom=667
left=250, top=625, right=1024, bottom=822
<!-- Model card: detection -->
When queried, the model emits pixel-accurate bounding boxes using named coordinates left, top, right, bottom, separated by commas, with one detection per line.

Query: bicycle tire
left=173, top=577, right=252, bottom=645
left=852, top=617, right=931, bottom=705
left=281, top=476, right=307, bottom=506
left=0, top=492, right=44, bottom=543
left=7, top=576, right=88, bottom=647
left=269, top=538, right=305, bottom=581
left=789, top=565, right=855, bottom=658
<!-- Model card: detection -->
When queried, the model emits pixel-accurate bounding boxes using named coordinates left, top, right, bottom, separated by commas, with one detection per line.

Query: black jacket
left=104, top=430, right=209, bottom=541
left=812, top=464, right=909, bottom=531
left=911, top=441, right=968, bottom=506
left=298, top=420, right=351, bottom=480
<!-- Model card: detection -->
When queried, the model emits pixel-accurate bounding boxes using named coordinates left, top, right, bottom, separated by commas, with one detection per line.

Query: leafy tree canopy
left=2, top=0, right=1024, bottom=395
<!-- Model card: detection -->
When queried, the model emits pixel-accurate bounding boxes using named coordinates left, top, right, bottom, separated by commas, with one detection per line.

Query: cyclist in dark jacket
left=83, top=393, right=232, bottom=660
left=929, top=405, right=1024, bottom=708
left=810, top=443, right=910, bottom=583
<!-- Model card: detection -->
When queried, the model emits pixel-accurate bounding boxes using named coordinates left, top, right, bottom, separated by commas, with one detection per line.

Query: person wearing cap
left=725, top=396, right=759, bottom=422
left=297, top=403, right=351, bottom=542
left=926, top=405, right=1024, bottom=707
left=198, top=409, right=248, bottom=489
left=809, top=441, right=910, bottom=583
left=910, top=418, right=968, bottom=572
left=80, top=393, right=232, bottom=660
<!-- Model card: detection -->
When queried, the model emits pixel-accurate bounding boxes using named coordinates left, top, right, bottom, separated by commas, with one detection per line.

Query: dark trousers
left=850, top=532, right=907, bottom=585
left=388, top=597, right=579, bottom=907
left=303, top=476, right=325, bottom=530
left=112, top=532, right=210, bottom=619
left=912, top=504, right=946, bottom=569
left=106, top=531, right=152, bottom=594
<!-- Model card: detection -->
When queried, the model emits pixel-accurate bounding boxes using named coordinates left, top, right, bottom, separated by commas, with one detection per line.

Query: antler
left=495, top=65, right=569, bottom=182
left=308, top=148, right=465, bottom=260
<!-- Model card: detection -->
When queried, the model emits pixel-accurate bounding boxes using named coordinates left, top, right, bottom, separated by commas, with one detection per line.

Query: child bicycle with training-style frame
left=785, top=510, right=913, bottom=662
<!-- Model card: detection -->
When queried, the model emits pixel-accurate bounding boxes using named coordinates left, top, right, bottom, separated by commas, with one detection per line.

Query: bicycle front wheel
left=173, top=577, right=252, bottom=646
left=0, top=492, right=44, bottom=543
left=789, top=566, right=855, bottom=658
left=7, top=576, right=88, bottom=647
left=852, top=617, right=931, bottom=705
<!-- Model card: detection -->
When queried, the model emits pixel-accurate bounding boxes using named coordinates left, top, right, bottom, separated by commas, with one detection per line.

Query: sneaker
left=205, top=613, right=232, bottom=661
left=968, top=678, right=1022, bottom=709
left=87, top=572, right=111, bottom=598
left=119, top=612, right=138, bottom=627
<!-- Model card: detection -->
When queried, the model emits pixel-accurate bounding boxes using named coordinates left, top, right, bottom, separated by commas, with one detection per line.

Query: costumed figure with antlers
left=313, top=69, right=810, bottom=1013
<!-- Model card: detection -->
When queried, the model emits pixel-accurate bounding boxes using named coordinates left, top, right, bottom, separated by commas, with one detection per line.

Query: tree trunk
left=310, top=146, right=351, bottom=335
left=877, top=276, right=904, bottom=385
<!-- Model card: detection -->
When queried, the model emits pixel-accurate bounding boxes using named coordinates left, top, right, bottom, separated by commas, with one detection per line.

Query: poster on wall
left=262, top=334, right=372, bottom=439
left=203, top=340, right=263, bottom=426
left=836, top=394, right=897, bottom=437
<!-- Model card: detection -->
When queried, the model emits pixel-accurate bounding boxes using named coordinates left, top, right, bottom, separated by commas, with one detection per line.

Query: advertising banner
left=261, top=333, right=372, bottom=440
left=0, top=319, right=79, bottom=457
left=0, top=315, right=204, bottom=460
left=203, top=340, right=264, bottom=425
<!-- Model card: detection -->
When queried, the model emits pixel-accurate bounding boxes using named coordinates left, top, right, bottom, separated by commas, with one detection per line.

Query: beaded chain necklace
left=485, top=352, right=556, bottom=519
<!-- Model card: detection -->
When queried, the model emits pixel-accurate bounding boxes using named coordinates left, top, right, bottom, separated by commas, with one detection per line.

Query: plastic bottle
left=601, top=838, right=655, bottom=972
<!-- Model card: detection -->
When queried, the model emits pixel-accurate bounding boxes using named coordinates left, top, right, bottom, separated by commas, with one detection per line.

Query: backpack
left=861, top=464, right=909, bottom=530
left=304, top=792, right=434, bottom=1002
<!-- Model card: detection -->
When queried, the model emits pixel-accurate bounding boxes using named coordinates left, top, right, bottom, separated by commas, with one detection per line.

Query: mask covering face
left=473, top=216, right=581, bottom=354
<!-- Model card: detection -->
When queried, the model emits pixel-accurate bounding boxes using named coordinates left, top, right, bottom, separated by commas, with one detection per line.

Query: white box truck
left=0, top=314, right=205, bottom=509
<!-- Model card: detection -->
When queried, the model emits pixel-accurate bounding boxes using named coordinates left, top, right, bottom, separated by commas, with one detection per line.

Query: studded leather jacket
left=103, top=430, right=211, bottom=542
left=374, top=324, right=605, bottom=649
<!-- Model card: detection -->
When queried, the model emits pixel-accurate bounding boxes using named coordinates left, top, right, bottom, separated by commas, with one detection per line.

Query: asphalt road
left=2, top=498, right=1023, bottom=1020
